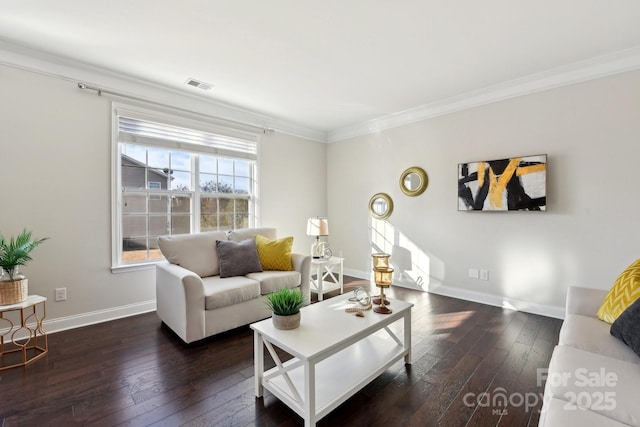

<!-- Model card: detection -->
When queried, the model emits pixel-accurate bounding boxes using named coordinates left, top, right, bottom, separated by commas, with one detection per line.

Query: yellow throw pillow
left=255, top=235, right=294, bottom=271
left=597, top=258, right=640, bottom=323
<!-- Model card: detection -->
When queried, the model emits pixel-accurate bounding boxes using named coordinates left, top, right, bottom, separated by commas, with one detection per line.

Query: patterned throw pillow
left=255, top=235, right=294, bottom=271
left=597, top=258, right=640, bottom=324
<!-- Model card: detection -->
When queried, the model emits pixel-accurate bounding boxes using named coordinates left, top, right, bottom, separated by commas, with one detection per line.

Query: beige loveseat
left=539, top=286, right=640, bottom=426
left=156, top=227, right=310, bottom=344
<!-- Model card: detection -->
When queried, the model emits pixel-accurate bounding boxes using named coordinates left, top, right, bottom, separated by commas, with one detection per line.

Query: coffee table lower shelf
left=262, top=334, right=407, bottom=423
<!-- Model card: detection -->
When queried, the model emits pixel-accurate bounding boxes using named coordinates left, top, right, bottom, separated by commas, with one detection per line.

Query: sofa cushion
left=255, top=235, right=294, bottom=271
left=246, top=271, right=301, bottom=295
left=227, top=227, right=277, bottom=242
left=540, top=397, right=629, bottom=427
left=611, top=297, right=640, bottom=358
left=158, top=231, right=226, bottom=278
left=559, top=314, right=640, bottom=364
left=545, top=345, right=640, bottom=426
left=202, top=275, right=261, bottom=310
left=597, top=257, right=640, bottom=323
left=216, top=238, right=263, bottom=278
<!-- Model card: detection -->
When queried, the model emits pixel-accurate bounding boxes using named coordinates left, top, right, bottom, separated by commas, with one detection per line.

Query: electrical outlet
left=55, top=287, right=67, bottom=302
left=480, top=269, right=489, bottom=280
left=468, top=268, right=479, bottom=279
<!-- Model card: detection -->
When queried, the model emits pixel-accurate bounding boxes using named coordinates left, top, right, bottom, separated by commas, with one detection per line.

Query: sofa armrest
left=566, top=286, right=608, bottom=317
left=156, top=261, right=206, bottom=343
left=292, top=253, right=311, bottom=304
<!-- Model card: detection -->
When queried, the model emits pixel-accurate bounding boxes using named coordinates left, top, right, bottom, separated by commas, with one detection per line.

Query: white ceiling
left=2, top=1, right=640, bottom=141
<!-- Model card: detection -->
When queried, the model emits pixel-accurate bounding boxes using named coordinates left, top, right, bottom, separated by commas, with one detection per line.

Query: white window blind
left=117, top=116, right=258, bottom=160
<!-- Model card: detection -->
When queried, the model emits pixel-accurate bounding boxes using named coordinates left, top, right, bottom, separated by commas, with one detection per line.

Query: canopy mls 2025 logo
left=458, top=154, right=547, bottom=211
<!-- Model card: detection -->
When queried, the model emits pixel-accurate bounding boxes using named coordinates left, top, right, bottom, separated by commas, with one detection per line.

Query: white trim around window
left=111, top=103, right=261, bottom=272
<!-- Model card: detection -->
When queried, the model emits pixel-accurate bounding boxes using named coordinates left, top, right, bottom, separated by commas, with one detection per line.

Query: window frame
left=111, top=103, right=260, bottom=272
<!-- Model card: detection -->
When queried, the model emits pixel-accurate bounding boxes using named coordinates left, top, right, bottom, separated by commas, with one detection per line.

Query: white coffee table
left=251, top=293, right=413, bottom=427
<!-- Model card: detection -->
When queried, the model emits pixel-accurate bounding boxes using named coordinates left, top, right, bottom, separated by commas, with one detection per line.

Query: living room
left=1, top=2, right=640, bottom=426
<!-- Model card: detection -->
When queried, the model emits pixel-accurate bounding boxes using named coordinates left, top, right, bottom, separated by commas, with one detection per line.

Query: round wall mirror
left=369, top=193, right=394, bottom=220
left=400, top=166, right=428, bottom=197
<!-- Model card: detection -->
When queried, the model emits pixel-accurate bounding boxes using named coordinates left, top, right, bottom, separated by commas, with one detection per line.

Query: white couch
left=155, top=227, right=310, bottom=344
left=539, top=286, right=640, bottom=426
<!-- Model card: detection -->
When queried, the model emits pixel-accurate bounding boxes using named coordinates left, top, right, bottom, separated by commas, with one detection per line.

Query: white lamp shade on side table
left=306, top=217, right=329, bottom=259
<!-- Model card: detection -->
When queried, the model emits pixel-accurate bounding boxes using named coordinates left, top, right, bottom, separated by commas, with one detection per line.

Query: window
left=112, top=105, right=259, bottom=268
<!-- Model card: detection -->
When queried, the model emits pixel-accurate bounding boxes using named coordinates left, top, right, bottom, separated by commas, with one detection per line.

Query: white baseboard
left=1, top=300, right=157, bottom=340
left=345, top=268, right=564, bottom=319
left=425, top=283, right=565, bottom=320
left=344, top=268, right=368, bottom=280
left=46, top=300, right=157, bottom=334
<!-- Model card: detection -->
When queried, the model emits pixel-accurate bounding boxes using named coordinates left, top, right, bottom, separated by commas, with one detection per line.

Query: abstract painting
left=458, top=154, right=547, bottom=211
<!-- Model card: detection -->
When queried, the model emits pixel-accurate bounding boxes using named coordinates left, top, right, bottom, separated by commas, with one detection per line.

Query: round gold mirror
left=400, top=166, right=428, bottom=197
left=369, top=193, right=394, bottom=220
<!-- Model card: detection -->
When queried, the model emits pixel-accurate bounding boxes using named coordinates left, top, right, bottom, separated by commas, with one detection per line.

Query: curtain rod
left=76, top=82, right=275, bottom=135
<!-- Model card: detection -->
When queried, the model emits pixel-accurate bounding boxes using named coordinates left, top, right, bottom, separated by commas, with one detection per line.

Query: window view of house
left=119, top=142, right=255, bottom=264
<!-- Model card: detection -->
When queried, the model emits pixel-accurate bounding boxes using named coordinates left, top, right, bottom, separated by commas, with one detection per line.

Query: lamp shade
left=306, top=217, right=329, bottom=236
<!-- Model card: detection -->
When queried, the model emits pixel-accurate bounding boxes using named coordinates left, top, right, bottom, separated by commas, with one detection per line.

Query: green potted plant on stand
left=0, top=229, right=48, bottom=305
left=265, top=288, right=305, bottom=330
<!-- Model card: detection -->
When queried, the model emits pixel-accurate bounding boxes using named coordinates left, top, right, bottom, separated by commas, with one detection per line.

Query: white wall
left=3, top=60, right=637, bottom=327
left=0, top=65, right=325, bottom=331
left=327, top=70, right=640, bottom=317
left=259, top=131, right=327, bottom=248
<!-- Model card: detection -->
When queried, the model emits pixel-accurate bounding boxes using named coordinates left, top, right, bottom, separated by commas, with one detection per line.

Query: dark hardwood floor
left=0, top=278, right=562, bottom=427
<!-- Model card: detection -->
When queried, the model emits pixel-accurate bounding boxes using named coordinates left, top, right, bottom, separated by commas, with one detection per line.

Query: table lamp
left=306, top=217, right=329, bottom=259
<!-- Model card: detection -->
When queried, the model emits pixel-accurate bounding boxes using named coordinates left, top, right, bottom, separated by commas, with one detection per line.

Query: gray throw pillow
left=216, top=238, right=263, bottom=278
left=610, top=297, right=640, bottom=357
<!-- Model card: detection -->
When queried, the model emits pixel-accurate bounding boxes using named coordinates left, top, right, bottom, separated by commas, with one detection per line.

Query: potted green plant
left=265, top=288, right=305, bottom=330
left=0, top=229, right=48, bottom=305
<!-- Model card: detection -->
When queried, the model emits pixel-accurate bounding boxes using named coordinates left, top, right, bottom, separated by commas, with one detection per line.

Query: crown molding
left=0, top=39, right=327, bottom=143
left=327, top=46, right=640, bottom=143
left=4, top=38, right=639, bottom=145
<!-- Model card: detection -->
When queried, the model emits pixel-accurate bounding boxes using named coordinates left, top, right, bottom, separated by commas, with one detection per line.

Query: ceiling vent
left=185, top=78, right=213, bottom=91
